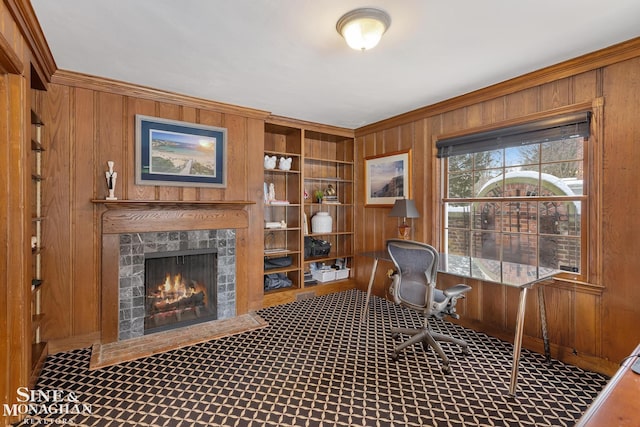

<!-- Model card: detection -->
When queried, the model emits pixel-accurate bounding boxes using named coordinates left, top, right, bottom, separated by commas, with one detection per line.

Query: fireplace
left=144, top=248, right=218, bottom=334
left=118, top=229, right=236, bottom=341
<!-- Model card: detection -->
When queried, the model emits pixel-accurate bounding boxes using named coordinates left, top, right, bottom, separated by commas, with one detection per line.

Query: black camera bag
left=264, top=256, right=293, bottom=270
left=304, top=237, right=331, bottom=259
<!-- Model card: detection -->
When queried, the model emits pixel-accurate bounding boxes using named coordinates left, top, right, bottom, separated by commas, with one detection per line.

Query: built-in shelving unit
left=30, top=107, right=47, bottom=387
left=303, top=130, right=354, bottom=282
left=262, top=120, right=355, bottom=305
left=263, top=123, right=303, bottom=294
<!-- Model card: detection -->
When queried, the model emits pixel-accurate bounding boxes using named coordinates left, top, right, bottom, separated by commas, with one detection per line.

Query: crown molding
left=52, top=69, right=271, bottom=120
left=266, top=114, right=354, bottom=138
left=356, top=37, right=640, bottom=136
left=3, top=0, right=56, bottom=85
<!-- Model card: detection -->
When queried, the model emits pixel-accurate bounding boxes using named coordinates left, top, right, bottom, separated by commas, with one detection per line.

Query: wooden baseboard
left=29, top=342, right=48, bottom=388
left=47, top=331, right=101, bottom=354
left=453, top=318, right=619, bottom=377
left=263, top=280, right=357, bottom=308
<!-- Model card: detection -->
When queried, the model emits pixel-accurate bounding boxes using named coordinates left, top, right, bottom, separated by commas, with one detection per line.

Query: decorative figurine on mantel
left=105, top=160, right=118, bottom=200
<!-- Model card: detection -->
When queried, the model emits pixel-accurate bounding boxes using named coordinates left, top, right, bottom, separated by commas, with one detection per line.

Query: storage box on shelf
left=335, top=268, right=351, bottom=280
left=312, top=269, right=336, bottom=283
left=309, top=267, right=351, bottom=282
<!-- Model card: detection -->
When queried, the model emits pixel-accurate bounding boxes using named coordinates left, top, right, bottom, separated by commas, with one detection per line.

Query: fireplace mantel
left=98, top=201, right=253, bottom=343
left=92, top=199, right=255, bottom=210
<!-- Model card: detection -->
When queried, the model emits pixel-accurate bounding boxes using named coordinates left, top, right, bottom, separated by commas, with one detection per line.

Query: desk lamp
left=389, top=198, right=420, bottom=239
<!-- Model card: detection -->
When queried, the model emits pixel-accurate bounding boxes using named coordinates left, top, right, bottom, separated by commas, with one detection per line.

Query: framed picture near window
left=135, top=115, right=227, bottom=188
left=364, top=149, right=412, bottom=206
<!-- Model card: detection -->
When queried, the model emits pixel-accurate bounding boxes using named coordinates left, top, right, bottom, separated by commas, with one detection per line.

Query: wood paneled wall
left=1, top=0, right=54, bottom=423
left=354, top=38, right=640, bottom=375
left=0, top=70, right=30, bottom=427
left=34, top=72, right=269, bottom=351
left=4, top=7, right=640, bottom=419
left=601, top=58, right=640, bottom=358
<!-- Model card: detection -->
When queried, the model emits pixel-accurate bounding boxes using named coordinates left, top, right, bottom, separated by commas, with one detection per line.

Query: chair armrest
left=443, top=284, right=472, bottom=297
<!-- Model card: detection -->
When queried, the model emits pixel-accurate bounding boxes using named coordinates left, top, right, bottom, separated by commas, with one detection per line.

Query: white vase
left=311, top=212, right=332, bottom=234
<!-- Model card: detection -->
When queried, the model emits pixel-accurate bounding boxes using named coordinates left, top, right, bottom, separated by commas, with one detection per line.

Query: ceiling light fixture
left=336, top=8, right=391, bottom=51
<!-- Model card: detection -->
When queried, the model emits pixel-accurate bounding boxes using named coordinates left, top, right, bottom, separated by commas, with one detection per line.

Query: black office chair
left=386, top=239, right=472, bottom=373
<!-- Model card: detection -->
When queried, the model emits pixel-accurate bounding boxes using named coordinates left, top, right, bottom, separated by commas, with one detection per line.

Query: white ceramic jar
left=311, top=212, right=332, bottom=233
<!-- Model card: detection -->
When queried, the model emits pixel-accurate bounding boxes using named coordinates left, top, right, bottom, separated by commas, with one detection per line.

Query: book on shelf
left=304, top=271, right=318, bottom=285
left=267, top=200, right=290, bottom=205
left=265, top=221, right=286, bottom=229
left=322, top=194, right=340, bottom=204
left=264, top=248, right=288, bottom=255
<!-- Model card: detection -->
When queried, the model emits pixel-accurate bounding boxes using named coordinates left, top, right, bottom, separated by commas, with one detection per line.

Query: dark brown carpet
left=20, top=289, right=607, bottom=426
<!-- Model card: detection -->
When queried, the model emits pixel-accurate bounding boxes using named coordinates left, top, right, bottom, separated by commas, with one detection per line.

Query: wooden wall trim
left=432, top=101, right=595, bottom=141
left=0, top=72, right=29, bottom=425
left=47, top=332, right=102, bottom=355
left=589, top=97, right=605, bottom=287
left=267, top=114, right=355, bottom=138
left=3, top=0, right=56, bottom=83
left=0, top=31, right=23, bottom=74
left=101, top=208, right=250, bottom=234
left=356, top=37, right=640, bottom=135
left=52, top=69, right=272, bottom=120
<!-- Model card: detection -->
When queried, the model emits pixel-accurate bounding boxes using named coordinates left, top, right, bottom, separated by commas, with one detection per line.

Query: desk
left=576, top=343, right=640, bottom=426
left=360, top=250, right=559, bottom=396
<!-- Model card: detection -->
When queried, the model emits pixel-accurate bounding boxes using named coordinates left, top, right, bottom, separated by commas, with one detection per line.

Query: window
left=438, top=112, right=590, bottom=275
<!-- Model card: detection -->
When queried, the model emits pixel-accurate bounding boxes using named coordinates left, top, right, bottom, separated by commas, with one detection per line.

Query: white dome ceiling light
left=336, top=8, right=391, bottom=51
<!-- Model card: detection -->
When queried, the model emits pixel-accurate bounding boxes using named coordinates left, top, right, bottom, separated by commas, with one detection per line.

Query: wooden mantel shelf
left=91, top=199, right=255, bottom=209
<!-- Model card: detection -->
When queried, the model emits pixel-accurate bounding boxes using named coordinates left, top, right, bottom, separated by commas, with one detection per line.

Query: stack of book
left=304, top=271, right=317, bottom=286
left=322, top=195, right=340, bottom=204
left=264, top=248, right=288, bottom=255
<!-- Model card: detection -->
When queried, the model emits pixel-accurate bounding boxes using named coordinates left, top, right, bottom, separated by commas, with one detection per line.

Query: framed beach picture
left=364, top=149, right=412, bottom=206
left=135, top=115, right=227, bottom=188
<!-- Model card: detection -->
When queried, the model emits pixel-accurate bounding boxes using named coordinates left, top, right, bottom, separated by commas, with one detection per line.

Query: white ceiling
left=31, top=0, right=640, bottom=129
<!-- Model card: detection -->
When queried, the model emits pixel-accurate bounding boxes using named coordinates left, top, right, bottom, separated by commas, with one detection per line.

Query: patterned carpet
left=20, top=289, right=607, bottom=426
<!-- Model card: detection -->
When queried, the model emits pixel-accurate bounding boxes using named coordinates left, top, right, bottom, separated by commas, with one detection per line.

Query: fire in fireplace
left=144, top=248, right=217, bottom=334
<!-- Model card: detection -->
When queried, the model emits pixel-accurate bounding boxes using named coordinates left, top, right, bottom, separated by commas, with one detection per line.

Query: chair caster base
left=391, top=352, right=399, bottom=361
left=441, top=364, right=451, bottom=374
left=462, top=346, right=470, bottom=356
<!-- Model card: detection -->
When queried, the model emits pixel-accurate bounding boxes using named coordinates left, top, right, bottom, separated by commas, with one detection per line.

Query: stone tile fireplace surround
left=118, top=229, right=236, bottom=340
left=97, top=201, right=253, bottom=344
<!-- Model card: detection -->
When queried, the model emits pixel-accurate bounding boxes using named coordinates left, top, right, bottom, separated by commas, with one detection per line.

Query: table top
left=360, top=250, right=559, bottom=288
left=576, top=343, right=640, bottom=426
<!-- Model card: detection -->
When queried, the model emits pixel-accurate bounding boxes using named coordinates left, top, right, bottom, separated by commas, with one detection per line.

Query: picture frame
left=364, top=149, right=412, bottom=206
left=135, top=115, right=227, bottom=188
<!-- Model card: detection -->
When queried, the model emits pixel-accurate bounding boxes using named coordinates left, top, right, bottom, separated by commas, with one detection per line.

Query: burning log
left=149, top=291, right=205, bottom=314
left=146, top=273, right=208, bottom=315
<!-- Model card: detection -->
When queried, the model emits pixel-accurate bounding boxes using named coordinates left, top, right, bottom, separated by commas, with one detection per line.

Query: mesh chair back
left=387, top=239, right=439, bottom=311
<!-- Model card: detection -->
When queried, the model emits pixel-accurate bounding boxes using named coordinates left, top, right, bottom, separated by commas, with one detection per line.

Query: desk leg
left=361, top=257, right=379, bottom=323
left=509, top=286, right=529, bottom=396
left=537, top=286, right=551, bottom=363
